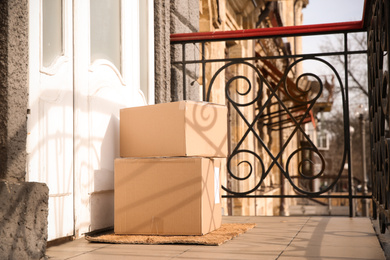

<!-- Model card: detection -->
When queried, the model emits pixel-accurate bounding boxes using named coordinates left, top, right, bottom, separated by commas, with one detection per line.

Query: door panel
left=73, top=0, right=147, bottom=236
left=27, top=0, right=74, bottom=241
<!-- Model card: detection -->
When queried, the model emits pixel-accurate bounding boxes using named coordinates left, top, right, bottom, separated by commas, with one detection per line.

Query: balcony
left=47, top=0, right=390, bottom=259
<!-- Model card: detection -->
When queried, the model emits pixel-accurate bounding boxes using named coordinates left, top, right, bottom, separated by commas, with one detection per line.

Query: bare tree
left=320, top=33, right=368, bottom=97
left=318, top=33, right=371, bottom=204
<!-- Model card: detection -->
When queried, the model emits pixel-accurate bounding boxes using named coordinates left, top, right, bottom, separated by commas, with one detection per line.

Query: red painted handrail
left=170, top=20, right=364, bottom=43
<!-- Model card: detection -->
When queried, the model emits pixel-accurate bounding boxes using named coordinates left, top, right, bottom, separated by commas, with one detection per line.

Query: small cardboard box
left=120, top=101, right=227, bottom=158
left=114, top=157, right=222, bottom=235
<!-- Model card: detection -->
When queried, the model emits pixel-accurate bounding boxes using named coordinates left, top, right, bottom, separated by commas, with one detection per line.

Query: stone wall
left=154, top=0, right=171, bottom=104
left=154, top=0, right=200, bottom=103
left=170, top=0, right=200, bottom=101
left=0, top=1, right=49, bottom=259
left=0, top=182, right=48, bottom=260
left=0, top=0, right=29, bottom=182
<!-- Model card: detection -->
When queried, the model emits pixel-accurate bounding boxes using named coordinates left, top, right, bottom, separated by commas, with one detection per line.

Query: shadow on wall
left=26, top=87, right=140, bottom=238
left=91, top=114, right=119, bottom=231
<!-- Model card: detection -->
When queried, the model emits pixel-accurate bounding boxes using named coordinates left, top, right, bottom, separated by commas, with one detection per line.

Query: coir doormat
left=85, top=223, right=256, bottom=246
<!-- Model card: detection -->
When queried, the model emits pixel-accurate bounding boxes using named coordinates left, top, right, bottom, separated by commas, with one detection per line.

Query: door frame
left=28, top=0, right=155, bottom=240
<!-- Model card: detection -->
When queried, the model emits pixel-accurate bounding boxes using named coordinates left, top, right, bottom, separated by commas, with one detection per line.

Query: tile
left=44, top=216, right=386, bottom=260
left=278, top=256, right=328, bottom=260
left=46, top=246, right=105, bottom=259
left=281, top=245, right=385, bottom=259
left=93, top=244, right=191, bottom=257
left=176, top=250, right=273, bottom=260
left=70, top=253, right=169, bottom=260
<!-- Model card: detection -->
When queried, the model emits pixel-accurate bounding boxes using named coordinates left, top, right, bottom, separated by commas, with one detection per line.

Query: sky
left=302, top=0, right=366, bottom=25
left=301, top=0, right=366, bottom=54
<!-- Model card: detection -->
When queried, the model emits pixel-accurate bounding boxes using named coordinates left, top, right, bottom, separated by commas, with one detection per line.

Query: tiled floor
left=46, top=216, right=386, bottom=260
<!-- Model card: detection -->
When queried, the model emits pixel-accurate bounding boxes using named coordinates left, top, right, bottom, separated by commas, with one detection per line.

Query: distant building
left=197, top=0, right=309, bottom=216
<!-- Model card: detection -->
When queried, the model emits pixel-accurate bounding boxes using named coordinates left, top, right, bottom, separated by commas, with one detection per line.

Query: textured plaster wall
left=0, top=1, right=49, bottom=259
left=0, top=182, right=48, bottom=260
left=0, top=0, right=28, bottom=182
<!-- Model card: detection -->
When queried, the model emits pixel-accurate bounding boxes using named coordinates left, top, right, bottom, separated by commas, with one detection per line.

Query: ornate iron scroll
left=368, top=0, right=390, bottom=233
left=205, top=57, right=348, bottom=197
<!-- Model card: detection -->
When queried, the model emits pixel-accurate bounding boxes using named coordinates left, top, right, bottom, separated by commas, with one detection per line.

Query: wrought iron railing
left=171, top=12, right=373, bottom=218
left=367, top=0, right=390, bottom=233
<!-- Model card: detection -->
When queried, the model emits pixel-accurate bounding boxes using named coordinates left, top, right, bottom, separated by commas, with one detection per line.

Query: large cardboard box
left=120, top=101, right=227, bottom=158
left=114, top=157, right=222, bottom=235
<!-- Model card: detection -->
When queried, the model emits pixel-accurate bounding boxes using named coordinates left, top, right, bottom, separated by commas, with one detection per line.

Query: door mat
left=85, top=223, right=256, bottom=246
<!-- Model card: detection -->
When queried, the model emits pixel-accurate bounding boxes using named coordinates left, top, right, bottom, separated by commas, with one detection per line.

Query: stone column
left=154, top=0, right=171, bottom=103
left=170, top=0, right=200, bottom=101
left=0, top=1, right=48, bottom=259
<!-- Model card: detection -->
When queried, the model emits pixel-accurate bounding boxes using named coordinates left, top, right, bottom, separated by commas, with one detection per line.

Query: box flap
left=120, top=102, right=187, bottom=157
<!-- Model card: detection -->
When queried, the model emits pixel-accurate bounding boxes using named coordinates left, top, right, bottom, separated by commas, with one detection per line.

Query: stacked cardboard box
left=115, top=101, right=228, bottom=235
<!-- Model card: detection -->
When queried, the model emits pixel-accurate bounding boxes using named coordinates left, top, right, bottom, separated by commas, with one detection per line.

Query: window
left=90, top=0, right=121, bottom=70
left=317, top=131, right=329, bottom=150
left=42, top=0, right=63, bottom=67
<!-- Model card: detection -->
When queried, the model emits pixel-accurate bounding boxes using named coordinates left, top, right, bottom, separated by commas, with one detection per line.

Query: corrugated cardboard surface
left=114, top=157, right=222, bottom=235
left=120, top=101, right=227, bottom=158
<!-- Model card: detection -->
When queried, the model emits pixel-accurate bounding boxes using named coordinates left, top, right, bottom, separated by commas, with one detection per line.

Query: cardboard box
left=114, top=157, right=222, bottom=235
left=120, top=101, right=227, bottom=158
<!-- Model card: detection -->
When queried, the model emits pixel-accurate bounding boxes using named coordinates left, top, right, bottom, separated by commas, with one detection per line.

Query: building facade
left=195, top=0, right=308, bottom=216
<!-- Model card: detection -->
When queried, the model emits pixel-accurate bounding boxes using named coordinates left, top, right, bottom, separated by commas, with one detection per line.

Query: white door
left=28, top=0, right=154, bottom=240
left=27, top=0, right=74, bottom=241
